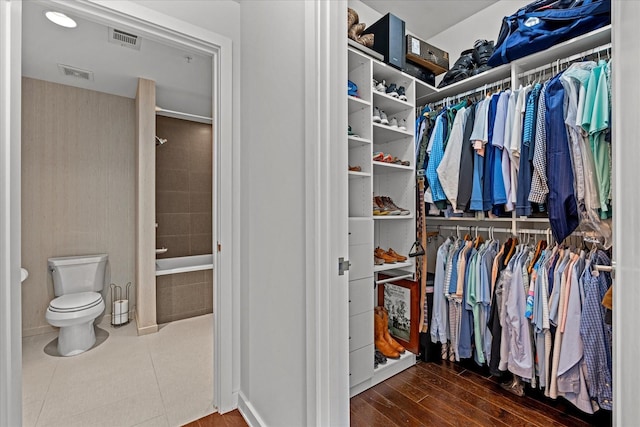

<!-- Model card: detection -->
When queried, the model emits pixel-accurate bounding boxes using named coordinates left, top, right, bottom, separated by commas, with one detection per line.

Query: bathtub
left=155, top=254, right=214, bottom=276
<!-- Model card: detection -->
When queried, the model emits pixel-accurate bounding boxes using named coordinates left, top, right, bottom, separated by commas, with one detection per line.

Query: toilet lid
left=49, top=292, right=102, bottom=312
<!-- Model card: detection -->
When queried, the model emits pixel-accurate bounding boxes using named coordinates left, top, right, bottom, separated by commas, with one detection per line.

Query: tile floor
left=22, top=314, right=215, bottom=427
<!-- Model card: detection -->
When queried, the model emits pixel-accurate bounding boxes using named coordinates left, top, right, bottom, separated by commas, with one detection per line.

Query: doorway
left=1, top=0, right=237, bottom=425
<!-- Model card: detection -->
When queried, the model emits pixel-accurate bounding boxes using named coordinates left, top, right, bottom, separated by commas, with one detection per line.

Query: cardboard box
left=406, top=35, right=449, bottom=76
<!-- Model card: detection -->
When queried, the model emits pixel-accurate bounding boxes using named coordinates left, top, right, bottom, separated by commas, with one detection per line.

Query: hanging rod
left=430, top=79, right=511, bottom=109
left=155, top=106, right=213, bottom=124
left=517, top=42, right=612, bottom=80
left=428, top=224, right=591, bottom=238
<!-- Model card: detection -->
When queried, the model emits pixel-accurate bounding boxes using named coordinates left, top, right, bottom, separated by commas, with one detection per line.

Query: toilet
left=45, top=254, right=108, bottom=356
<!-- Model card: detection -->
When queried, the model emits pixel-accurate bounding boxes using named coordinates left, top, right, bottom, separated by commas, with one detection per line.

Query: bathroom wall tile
left=156, top=191, right=189, bottom=214
left=172, top=270, right=205, bottom=287
left=155, top=235, right=190, bottom=259
left=156, top=285, right=174, bottom=324
left=155, top=275, right=172, bottom=289
left=189, top=128, right=213, bottom=154
left=191, top=213, right=212, bottom=235
left=204, top=278, right=214, bottom=312
left=191, top=234, right=213, bottom=256
left=189, top=191, right=212, bottom=214
left=189, top=172, right=212, bottom=193
left=173, top=282, right=207, bottom=314
left=156, top=213, right=190, bottom=237
left=188, top=148, right=212, bottom=172
left=156, top=143, right=188, bottom=172
left=156, top=169, right=189, bottom=192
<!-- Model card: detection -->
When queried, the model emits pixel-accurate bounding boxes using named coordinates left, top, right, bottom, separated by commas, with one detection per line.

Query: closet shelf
left=373, top=215, right=414, bottom=220
left=348, top=136, right=372, bottom=147
left=374, top=260, right=412, bottom=272
left=419, top=24, right=611, bottom=104
left=348, top=96, right=370, bottom=114
left=426, top=216, right=513, bottom=222
left=349, top=171, right=371, bottom=179
left=372, top=123, right=413, bottom=143
left=373, top=91, right=413, bottom=114
left=414, top=78, right=438, bottom=102
left=373, top=161, right=413, bottom=172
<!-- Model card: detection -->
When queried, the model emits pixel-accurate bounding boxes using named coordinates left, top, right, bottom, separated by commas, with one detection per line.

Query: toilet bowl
left=45, top=254, right=108, bottom=357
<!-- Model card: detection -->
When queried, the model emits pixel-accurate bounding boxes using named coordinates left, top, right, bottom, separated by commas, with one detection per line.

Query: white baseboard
left=237, top=392, right=267, bottom=427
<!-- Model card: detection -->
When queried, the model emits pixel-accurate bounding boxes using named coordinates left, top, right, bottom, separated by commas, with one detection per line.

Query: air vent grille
left=57, top=64, right=94, bottom=81
left=108, top=27, right=142, bottom=50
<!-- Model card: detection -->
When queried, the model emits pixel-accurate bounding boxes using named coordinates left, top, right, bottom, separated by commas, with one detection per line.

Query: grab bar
left=155, top=248, right=168, bottom=254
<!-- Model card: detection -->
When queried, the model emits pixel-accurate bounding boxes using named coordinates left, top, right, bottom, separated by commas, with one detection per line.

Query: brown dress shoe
left=374, top=247, right=396, bottom=264
left=386, top=248, right=407, bottom=262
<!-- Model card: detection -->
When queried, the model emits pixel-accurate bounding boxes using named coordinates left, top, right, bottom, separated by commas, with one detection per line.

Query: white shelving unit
left=347, top=46, right=418, bottom=397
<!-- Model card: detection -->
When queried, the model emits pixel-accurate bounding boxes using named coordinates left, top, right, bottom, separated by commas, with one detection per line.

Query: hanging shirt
left=491, top=92, right=509, bottom=206
left=431, top=239, right=453, bottom=344
left=529, top=82, right=550, bottom=204
left=546, top=74, right=580, bottom=243
left=437, top=107, right=469, bottom=211
left=516, top=83, right=541, bottom=216
left=425, top=114, right=448, bottom=203
left=582, top=61, right=612, bottom=219
left=580, top=250, right=613, bottom=411
left=456, top=104, right=477, bottom=212
left=483, top=95, right=501, bottom=211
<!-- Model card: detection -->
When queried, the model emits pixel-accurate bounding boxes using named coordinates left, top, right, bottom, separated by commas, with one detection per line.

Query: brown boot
left=379, top=307, right=406, bottom=354
left=374, top=310, right=400, bottom=359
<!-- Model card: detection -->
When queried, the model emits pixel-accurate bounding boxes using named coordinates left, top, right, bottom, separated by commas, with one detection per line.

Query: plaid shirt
left=580, top=250, right=613, bottom=410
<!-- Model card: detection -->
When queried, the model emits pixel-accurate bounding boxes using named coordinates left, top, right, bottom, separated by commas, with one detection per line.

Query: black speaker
left=365, top=13, right=406, bottom=70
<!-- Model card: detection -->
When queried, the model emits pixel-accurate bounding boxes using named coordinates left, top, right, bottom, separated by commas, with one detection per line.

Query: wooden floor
left=186, top=360, right=612, bottom=427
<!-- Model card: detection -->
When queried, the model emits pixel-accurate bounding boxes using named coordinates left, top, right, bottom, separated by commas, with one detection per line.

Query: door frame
left=0, top=0, right=239, bottom=423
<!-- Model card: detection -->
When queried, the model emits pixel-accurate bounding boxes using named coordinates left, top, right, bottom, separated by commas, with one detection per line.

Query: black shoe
left=385, top=83, right=399, bottom=98
left=471, top=39, right=494, bottom=76
left=375, top=350, right=388, bottom=366
left=397, top=86, right=407, bottom=102
left=438, top=49, right=476, bottom=88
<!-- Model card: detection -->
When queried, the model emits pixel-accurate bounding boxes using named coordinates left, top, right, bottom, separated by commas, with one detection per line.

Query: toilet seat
left=48, top=291, right=102, bottom=313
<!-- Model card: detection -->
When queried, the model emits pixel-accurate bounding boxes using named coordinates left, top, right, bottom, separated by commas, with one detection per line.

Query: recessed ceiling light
left=45, top=11, right=77, bottom=28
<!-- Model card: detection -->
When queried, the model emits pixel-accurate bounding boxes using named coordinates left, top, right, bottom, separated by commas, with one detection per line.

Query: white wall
left=238, top=1, right=308, bottom=425
left=427, top=0, right=530, bottom=84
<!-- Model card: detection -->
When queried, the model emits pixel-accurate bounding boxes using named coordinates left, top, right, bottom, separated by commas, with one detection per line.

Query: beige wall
left=21, top=77, right=136, bottom=336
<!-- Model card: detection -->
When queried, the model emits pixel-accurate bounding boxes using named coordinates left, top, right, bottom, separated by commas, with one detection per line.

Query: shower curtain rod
left=155, top=106, right=213, bottom=124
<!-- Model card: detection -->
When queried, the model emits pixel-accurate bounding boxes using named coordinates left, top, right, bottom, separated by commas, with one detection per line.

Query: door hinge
left=338, top=257, right=351, bottom=276
left=217, top=243, right=221, bottom=252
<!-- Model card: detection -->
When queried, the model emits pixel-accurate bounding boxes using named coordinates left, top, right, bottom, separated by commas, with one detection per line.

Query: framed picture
left=377, top=274, right=420, bottom=354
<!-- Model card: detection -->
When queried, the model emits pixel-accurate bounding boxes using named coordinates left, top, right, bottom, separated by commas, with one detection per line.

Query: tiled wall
left=155, top=116, right=213, bottom=258
left=156, top=269, right=213, bottom=324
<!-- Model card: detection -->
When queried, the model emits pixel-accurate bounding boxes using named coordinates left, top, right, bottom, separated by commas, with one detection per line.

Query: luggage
left=487, top=0, right=610, bottom=67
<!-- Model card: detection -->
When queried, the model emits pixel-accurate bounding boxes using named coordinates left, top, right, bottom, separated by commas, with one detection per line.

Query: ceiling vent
left=108, top=27, right=142, bottom=50
left=57, top=64, right=94, bottom=81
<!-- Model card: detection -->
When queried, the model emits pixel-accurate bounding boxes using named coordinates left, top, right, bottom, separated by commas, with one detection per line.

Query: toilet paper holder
left=110, top=282, right=132, bottom=327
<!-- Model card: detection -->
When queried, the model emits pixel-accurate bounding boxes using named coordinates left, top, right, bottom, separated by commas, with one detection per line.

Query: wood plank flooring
left=185, top=360, right=612, bottom=427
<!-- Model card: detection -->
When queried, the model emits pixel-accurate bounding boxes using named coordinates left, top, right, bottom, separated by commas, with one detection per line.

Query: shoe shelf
left=372, top=123, right=413, bottom=143
left=349, top=96, right=371, bottom=114
left=350, top=349, right=416, bottom=398
left=373, top=215, right=414, bottom=220
left=348, top=135, right=372, bottom=147
left=374, top=260, right=413, bottom=273
left=349, top=171, right=371, bottom=179
left=372, top=90, right=412, bottom=113
left=373, top=161, right=412, bottom=173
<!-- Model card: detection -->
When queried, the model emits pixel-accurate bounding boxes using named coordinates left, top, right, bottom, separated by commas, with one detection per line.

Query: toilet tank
left=48, top=254, right=108, bottom=297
